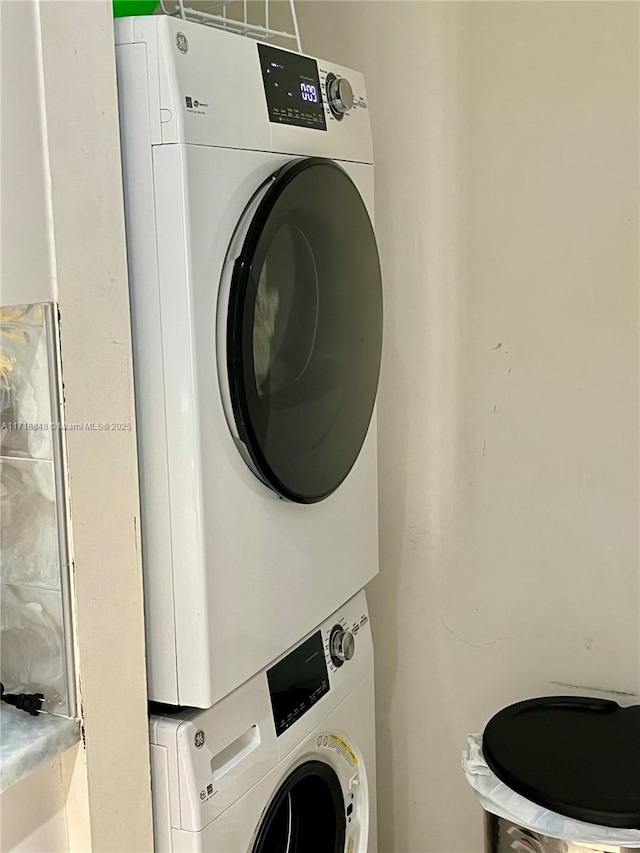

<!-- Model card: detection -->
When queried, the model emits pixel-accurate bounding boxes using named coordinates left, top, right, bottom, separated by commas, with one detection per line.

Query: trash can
left=484, top=812, right=636, bottom=853
left=463, top=697, right=640, bottom=853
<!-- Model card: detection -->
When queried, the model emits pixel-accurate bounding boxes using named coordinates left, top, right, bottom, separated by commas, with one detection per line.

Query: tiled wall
left=0, top=304, right=72, bottom=716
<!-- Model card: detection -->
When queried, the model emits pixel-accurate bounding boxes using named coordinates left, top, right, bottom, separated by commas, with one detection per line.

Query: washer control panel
left=329, top=624, right=356, bottom=667
left=266, top=593, right=371, bottom=737
left=267, top=630, right=330, bottom=736
left=323, top=603, right=369, bottom=676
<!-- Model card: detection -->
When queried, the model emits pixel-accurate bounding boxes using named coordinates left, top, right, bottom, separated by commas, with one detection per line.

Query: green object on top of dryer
left=112, top=1, right=158, bottom=17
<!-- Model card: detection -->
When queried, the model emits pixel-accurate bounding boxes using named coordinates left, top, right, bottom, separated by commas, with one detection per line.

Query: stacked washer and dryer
left=116, top=15, right=382, bottom=852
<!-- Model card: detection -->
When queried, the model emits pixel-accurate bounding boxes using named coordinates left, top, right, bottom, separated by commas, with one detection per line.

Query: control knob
left=326, top=74, right=354, bottom=118
left=330, top=624, right=355, bottom=667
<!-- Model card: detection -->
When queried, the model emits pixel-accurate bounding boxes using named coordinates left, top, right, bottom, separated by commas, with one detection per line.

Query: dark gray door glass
left=251, top=761, right=346, bottom=852
left=227, top=158, right=383, bottom=503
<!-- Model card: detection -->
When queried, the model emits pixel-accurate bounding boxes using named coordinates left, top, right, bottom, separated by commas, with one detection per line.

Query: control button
left=326, top=73, right=354, bottom=119
left=330, top=624, right=355, bottom=667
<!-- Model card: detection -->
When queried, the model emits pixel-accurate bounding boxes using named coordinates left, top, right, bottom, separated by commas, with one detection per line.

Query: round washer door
left=222, top=157, right=383, bottom=504
left=251, top=760, right=346, bottom=853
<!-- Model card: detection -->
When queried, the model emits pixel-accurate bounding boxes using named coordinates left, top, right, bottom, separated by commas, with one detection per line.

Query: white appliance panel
left=172, top=678, right=376, bottom=852
left=116, top=18, right=381, bottom=708
left=141, top=143, right=379, bottom=706
left=150, top=590, right=377, bottom=852
left=115, top=16, right=373, bottom=162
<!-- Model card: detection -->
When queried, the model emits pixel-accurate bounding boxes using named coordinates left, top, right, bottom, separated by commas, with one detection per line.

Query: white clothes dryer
left=115, top=18, right=383, bottom=709
left=149, top=590, right=376, bottom=852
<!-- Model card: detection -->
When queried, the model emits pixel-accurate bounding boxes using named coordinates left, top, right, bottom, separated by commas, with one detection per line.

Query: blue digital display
left=300, top=82, right=318, bottom=103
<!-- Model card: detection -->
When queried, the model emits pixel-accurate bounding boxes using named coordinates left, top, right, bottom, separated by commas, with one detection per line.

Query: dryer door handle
left=211, top=725, right=261, bottom=783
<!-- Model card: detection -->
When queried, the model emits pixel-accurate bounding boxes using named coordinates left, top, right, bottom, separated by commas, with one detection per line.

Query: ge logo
left=200, top=790, right=206, bottom=801
left=194, top=729, right=206, bottom=749
left=176, top=32, right=189, bottom=54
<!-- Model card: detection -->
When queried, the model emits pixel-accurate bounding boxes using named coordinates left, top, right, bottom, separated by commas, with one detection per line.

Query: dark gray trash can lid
left=482, top=696, right=640, bottom=830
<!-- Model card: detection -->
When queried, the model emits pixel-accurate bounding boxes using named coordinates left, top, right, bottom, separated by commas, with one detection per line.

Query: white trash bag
left=462, top=733, right=640, bottom=848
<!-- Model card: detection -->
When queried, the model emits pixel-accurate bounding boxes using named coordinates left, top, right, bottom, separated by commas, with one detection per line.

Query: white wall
left=1, top=2, right=153, bottom=849
left=298, top=3, right=640, bottom=851
left=38, top=2, right=154, bottom=848
left=0, top=0, right=54, bottom=305
left=1, top=4, right=67, bottom=846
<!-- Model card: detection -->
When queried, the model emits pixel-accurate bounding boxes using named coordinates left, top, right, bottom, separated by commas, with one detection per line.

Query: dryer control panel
left=258, top=44, right=327, bottom=131
left=115, top=15, right=373, bottom=161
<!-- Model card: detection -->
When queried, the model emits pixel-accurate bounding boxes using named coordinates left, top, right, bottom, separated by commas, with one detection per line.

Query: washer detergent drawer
left=175, top=700, right=277, bottom=832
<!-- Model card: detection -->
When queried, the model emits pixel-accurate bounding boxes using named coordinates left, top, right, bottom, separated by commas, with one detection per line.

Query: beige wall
left=298, top=3, right=640, bottom=851
left=0, top=760, right=68, bottom=852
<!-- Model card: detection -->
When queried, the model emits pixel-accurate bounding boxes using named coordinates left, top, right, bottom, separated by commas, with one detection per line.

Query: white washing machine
left=150, top=590, right=376, bottom=852
left=115, top=17, right=383, bottom=709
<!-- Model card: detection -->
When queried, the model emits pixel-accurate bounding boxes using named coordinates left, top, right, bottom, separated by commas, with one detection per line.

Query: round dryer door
left=220, top=157, right=383, bottom=504
left=251, top=761, right=346, bottom=853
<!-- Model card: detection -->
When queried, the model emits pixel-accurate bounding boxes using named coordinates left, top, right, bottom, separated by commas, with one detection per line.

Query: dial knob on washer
left=326, top=74, right=354, bottom=118
left=330, top=625, right=355, bottom=666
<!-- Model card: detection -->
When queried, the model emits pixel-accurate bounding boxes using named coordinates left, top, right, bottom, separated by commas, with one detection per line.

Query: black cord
left=0, top=682, right=45, bottom=716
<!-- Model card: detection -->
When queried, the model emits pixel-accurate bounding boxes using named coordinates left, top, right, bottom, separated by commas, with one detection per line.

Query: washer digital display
left=267, top=631, right=330, bottom=735
left=258, top=44, right=327, bottom=131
